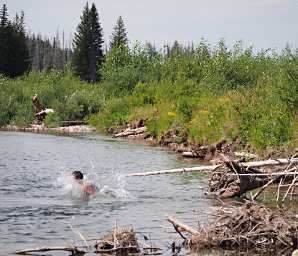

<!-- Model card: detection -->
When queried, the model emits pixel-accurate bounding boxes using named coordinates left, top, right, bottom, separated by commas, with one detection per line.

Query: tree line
left=0, top=2, right=197, bottom=82
left=0, top=3, right=129, bottom=81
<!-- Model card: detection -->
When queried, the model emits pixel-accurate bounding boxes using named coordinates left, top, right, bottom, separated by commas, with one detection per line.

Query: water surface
left=0, top=131, right=215, bottom=255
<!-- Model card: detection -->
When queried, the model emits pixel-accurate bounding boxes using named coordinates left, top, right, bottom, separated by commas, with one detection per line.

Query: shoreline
left=109, top=124, right=263, bottom=163
left=0, top=124, right=96, bottom=134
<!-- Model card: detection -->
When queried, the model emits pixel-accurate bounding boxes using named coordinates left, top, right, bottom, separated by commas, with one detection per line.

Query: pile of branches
left=208, top=155, right=298, bottom=200
left=95, top=228, right=140, bottom=253
left=189, top=202, right=298, bottom=252
left=15, top=227, right=157, bottom=255
left=209, top=158, right=268, bottom=198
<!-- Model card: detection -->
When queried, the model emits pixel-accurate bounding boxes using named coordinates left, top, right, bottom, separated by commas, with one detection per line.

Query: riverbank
left=107, top=120, right=292, bottom=163
left=0, top=124, right=96, bottom=134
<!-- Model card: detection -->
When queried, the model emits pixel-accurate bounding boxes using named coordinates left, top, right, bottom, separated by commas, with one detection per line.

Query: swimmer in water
left=72, top=171, right=97, bottom=195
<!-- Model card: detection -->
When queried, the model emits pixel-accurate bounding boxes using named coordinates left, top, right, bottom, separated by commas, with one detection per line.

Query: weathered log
left=126, top=158, right=298, bottom=177
left=166, top=215, right=199, bottom=236
left=113, top=127, right=147, bottom=138
left=182, top=151, right=198, bottom=158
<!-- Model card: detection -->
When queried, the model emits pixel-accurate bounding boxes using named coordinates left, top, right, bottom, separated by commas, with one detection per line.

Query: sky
left=3, top=0, right=298, bottom=51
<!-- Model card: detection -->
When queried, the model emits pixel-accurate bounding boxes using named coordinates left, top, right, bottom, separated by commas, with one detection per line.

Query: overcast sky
left=3, top=0, right=298, bottom=51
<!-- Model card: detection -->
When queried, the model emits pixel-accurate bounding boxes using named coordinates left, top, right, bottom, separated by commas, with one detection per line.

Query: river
left=0, top=131, right=216, bottom=255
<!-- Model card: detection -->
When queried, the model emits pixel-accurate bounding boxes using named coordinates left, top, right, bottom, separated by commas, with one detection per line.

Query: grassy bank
left=91, top=41, right=298, bottom=152
left=2, top=40, right=298, bottom=152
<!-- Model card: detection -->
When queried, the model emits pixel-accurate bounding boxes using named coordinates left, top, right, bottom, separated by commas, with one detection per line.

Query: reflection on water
left=0, top=131, right=214, bottom=255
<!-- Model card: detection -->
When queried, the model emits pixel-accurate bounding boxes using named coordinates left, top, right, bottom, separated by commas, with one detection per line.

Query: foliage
left=97, top=41, right=298, bottom=151
left=72, top=3, right=104, bottom=82
left=0, top=72, right=103, bottom=127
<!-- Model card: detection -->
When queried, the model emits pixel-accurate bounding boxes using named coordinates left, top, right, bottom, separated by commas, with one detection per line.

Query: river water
left=0, top=131, right=216, bottom=255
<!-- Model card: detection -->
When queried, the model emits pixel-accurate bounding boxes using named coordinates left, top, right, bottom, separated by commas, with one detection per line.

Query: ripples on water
left=0, top=132, right=214, bottom=255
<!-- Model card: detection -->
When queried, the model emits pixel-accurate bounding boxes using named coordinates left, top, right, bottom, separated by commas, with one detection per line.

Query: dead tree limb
left=166, top=215, right=199, bottom=236
left=126, top=158, right=298, bottom=177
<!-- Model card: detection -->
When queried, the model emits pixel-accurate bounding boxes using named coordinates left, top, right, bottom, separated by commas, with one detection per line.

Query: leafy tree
left=110, top=16, right=128, bottom=49
left=72, top=3, right=104, bottom=82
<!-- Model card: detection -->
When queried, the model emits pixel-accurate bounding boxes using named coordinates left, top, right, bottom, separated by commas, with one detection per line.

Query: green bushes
left=0, top=72, right=102, bottom=126
left=2, top=39, right=298, bottom=152
left=96, top=41, right=298, bottom=151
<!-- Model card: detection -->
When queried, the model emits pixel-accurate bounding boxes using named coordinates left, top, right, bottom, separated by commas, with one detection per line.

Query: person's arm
left=82, top=182, right=96, bottom=195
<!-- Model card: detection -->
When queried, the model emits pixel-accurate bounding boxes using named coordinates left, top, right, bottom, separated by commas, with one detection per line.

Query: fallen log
left=15, top=246, right=85, bottom=255
left=113, top=127, right=147, bottom=138
left=126, top=158, right=298, bottom=177
left=182, top=151, right=198, bottom=158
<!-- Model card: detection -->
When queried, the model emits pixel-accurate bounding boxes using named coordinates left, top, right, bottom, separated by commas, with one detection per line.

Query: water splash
left=56, top=171, right=129, bottom=199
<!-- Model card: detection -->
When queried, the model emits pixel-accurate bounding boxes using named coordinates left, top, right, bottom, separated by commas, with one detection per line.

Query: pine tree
left=0, top=4, right=29, bottom=77
left=0, top=4, right=8, bottom=27
left=109, top=16, right=128, bottom=49
left=72, top=3, right=104, bottom=82
left=88, top=3, right=104, bottom=82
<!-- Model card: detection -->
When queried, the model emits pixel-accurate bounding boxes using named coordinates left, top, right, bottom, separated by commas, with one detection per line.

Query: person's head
left=72, top=171, right=84, bottom=180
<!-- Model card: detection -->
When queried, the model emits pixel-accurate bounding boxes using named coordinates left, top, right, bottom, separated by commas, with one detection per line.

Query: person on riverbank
left=72, top=171, right=97, bottom=195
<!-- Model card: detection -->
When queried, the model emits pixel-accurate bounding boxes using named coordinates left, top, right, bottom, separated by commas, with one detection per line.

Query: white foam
left=55, top=171, right=129, bottom=199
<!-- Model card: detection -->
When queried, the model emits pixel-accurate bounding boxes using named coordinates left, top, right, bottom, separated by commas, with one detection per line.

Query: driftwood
left=95, top=227, right=139, bottom=253
left=15, top=246, right=85, bottom=255
left=209, top=158, right=269, bottom=198
left=169, top=202, right=298, bottom=253
left=209, top=155, right=298, bottom=198
left=182, top=150, right=258, bottom=160
left=126, top=158, right=298, bottom=177
left=167, top=215, right=199, bottom=236
left=113, top=127, right=147, bottom=138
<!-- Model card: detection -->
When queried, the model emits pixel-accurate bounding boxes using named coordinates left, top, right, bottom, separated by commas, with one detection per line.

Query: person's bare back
left=72, top=171, right=96, bottom=195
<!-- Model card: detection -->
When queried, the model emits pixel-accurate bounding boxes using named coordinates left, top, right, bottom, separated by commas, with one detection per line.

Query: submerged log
left=15, top=246, right=85, bottom=255
left=127, top=158, right=298, bottom=177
